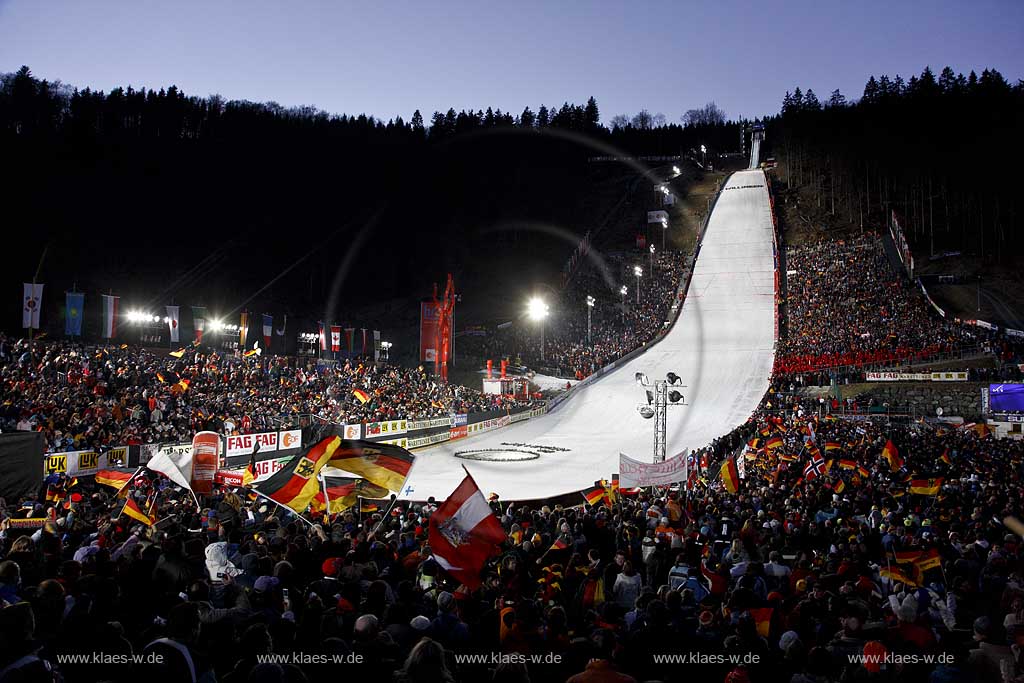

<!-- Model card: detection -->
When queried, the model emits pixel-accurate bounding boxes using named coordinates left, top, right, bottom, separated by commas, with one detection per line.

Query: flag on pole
left=166, top=306, right=180, bottom=343
left=102, top=294, right=119, bottom=338
left=344, top=327, right=355, bottom=353
left=95, top=469, right=134, bottom=492
left=882, top=440, right=903, bottom=471
left=318, top=322, right=327, bottom=351
left=192, top=306, right=207, bottom=343
left=373, top=330, right=381, bottom=361
left=428, top=470, right=506, bottom=589
left=239, top=311, right=248, bottom=348
left=581, top=484, right=606, bottom=506
left=720, top=457, right=740, bottom=493
left=908, top=477, right=943, bottom=496
left=22, top=283, right=44, bottom=329
left=65, top=291, right=84, bottom=336
left=254, top=434, right=344, bottom=513
left=262, top=314, right=273, bottom=351
left=361, top=328, right=368, bottom=355
left=122, top=492, right=158, bottom=526
left=275, top=314, right=287, bottom=338
left=353, top=388, right=370, bottom=404
left=326, top=440, right=415, bottom=493
left=330, top=325, right=341, bottom=352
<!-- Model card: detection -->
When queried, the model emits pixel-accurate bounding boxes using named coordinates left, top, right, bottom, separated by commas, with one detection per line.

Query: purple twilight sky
left=1, top=0, right=1022, bottom=123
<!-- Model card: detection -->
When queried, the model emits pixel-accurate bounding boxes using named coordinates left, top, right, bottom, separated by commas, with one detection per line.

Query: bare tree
left=681, top=102, right=726, bottom=126
left=609, top=114, right=630, bottom=130
left=631, top=109, right=654, bottom=129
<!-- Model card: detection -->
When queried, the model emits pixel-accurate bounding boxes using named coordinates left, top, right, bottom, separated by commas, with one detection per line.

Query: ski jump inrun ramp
left=399, top=170, right=776, bottom=501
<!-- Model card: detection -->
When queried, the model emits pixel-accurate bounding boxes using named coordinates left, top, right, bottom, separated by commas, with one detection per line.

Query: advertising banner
left=408, top=417, right=452, bottom=431
left=43, top=447, right=128, bottom=477
left=990, top=384, right=1024, bottom=412
left=343, top=424, right=362, bottom=440
left=190, top=431, right=219, bottom=495
left=420, top=301, right=441, bottom=362
left=865, top=371, right=968, bottom=382
left=407, top=432, right=452, bottom=449
left=215, top=456, right=292, bottom=486
left=365, top=420, right=408, bottom=438
left=223, top=430, right=302, bottom=458
left=619, top=452, right=690, bottom=487
left=647, top=210, right=669, bottom=224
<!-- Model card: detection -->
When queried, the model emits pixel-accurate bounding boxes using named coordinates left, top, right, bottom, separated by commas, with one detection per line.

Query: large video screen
left=990, top=384, right=1024, bottom=412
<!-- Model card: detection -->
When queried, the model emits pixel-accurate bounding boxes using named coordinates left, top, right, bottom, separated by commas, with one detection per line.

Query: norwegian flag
left=428, top=470, right=506, bottom=589
left=803, top=455, right=827, bottom=481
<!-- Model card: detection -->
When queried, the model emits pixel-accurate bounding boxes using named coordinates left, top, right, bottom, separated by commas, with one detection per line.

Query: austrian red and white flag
left=330, top=325, right=341, bottom=353
left=22, top=283, right=44, bottom=329
left=428, top=470, right=506, bottom=589
left=166, top=305, right=180, bottom=343
left=102, top=295, right=119, bottom=338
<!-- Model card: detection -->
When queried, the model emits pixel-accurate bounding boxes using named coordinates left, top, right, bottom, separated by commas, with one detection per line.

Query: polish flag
left=428, top=470, right=506, bottom=589
left=102, top=295, right=119, bottom=339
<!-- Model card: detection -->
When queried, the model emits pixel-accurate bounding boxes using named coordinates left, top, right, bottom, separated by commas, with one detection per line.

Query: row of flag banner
left=22, top=284, right=379, bottom=357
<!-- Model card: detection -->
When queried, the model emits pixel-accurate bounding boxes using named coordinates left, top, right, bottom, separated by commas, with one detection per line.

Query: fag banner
left=190, top=431, right=219, bottom=495
left=618, top=452, right=689, bottom=487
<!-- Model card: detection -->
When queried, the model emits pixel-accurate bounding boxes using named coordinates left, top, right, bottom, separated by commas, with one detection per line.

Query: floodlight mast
left=635, top=372, right=686, bottom=463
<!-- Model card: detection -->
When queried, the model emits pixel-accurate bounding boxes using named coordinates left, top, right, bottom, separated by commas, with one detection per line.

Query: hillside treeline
left=768, top=67, right=1024, bottom=263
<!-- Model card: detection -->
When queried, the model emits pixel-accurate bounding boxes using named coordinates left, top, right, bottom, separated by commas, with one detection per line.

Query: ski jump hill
left=400, top=170, right=777, bottom=501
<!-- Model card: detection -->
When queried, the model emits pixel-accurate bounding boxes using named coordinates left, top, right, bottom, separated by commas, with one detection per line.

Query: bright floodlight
left=586, top=295, right=595, bottom=307
left=633, top=265, right=643, bottom=277
left=650, top=245, right=655, bottom=254
left=700, top=144, right=707, bottom=153
left=620, top=285, right=627, bottom=295
left=527, top=297, right=549, bottom=321
left=672, top=165, right=681, bottom=175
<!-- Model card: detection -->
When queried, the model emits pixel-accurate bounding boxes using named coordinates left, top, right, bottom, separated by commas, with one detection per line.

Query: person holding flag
left=428, top=468, right=506, bottom=589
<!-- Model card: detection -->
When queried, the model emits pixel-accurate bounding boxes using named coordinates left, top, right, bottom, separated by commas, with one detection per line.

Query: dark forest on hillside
left=766, top=67, right=1024, bottom=262
left=0, top=66, right=738, bottom=336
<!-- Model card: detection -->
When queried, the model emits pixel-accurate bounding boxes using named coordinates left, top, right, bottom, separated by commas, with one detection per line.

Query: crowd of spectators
left=3, top=389, right=1024, bottom=682
left=462, top=249, right=686, bottom=379
left=0, top=336, right=532, bottom=454
left=776, top=234, right=985, bottom=376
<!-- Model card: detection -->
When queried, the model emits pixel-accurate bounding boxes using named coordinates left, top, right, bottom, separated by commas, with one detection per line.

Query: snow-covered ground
left=399, top=170, right=776, bottom=501
left=530, top=373, right=579, bottom=391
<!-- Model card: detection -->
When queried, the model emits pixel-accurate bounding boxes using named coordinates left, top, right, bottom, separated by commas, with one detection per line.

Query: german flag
left=255, top=434, right=344, bottom=513
left=825, top=442, right=842, bottom=452
left=833, top=480, right=846, bottom=494
left=882, top=440, right=903, bottom=471
left=806, top=445, right=822, bottom=460
left=169, top=348, right=187, bottom=359
left=172, top=378, right=190, bottom=394
left=909, top=477, right=943, bottom=496
left=747, top=438, right=761, bottom=450
left=549, top=537, right=569, bottom=552
left=242, top=348, right=260, bottom=358
left=155, top=370, right=179, bottom=384
left=241, top=452, right=258, bottom=488
left=748, top=607, right=773, bottom=638
left=857, top=465, right=870, bottom=479
left=326, top=440, right=415, bottom=493
left=893, top=549, right=921, bottom=564
left=353, top=389, right=371, bottom=404
left=581, top=484, right=606, bottom=506
left=310, top=477, right=389, bottom=514
left=939, top=449, right=952, bottom=465
left=914, top=548, right=941, bottom=572
left=360, top=498, right=384, bottom=514
left=720, top=457, right=740, bottom=494
left=122, top=494, right=157, bottom=526
left=95, top=469, right=134, bottom=492
left=766, top=436, right=783, bottom=451
left=838, top=459, right=857, bottom=470
left=880, top=565, right=919, bottom=588
left=779, top=453, right=798, bottom=463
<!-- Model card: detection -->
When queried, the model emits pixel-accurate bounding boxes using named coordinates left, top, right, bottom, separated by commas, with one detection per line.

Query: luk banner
left=619, top=452, right=689, bottom=487
left=43, top=447, right=128, bottom=477
left=190, top=431, right=219, bottom=495
left=420, top=301, right=441, bottom=362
